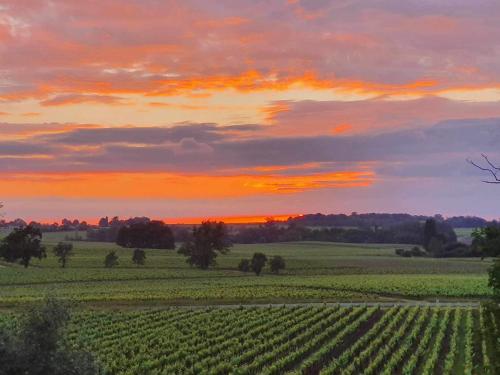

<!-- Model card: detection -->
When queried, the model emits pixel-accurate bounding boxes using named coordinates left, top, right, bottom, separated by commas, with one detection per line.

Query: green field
left=2, top=305, right=499, bottom=374
left=0, top=232, right=493, bottom=306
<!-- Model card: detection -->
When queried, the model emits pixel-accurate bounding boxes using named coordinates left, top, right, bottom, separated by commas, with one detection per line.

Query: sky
left=1, top=0, right=500, bottom=222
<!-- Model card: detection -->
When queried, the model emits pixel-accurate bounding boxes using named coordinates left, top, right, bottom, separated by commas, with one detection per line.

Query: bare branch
left=467, top=155, right=500, bottom=184
left=481, top=153, right=500, bottom=171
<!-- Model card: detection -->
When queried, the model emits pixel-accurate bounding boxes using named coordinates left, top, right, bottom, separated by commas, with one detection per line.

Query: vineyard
left=53, top=305, right=500, bottom=375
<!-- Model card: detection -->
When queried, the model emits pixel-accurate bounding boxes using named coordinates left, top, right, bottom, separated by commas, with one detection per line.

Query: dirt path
left=170, top=301, right=481, bottom=309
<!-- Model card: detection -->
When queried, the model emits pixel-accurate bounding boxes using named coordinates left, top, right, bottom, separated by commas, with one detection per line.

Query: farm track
left=163, top=301, right=482, bottom=308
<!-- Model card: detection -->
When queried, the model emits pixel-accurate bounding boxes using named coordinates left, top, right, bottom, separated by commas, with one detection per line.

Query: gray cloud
left=2, top=118, right=499, bottom=176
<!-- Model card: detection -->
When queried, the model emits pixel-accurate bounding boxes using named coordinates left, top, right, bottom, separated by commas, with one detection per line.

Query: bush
left=132, top=248, right=146, bottom=266
left=395, top=248, right=405, bottom=256
left=395, top=248, right=412, bottom=257
left=410, top=246, right=425, bottom=257
left=270, top=256, right=286, bottom=274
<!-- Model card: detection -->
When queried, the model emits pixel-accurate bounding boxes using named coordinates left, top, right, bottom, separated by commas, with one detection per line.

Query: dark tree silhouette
left=238, top=259, right=250, bottom=272
left=472, top=226, right=500, bottom=258
left=53, top=242, right=73, bottom=268
left=132, top=248, right=146, bottom=266
left=423, top=218, right=437, bottom=250
left=0, top=225, right=46, bottom=267
left=468, top=154, right=500, bottom=184
left=250, top=252, right=267, bottom=276
left=116, top=221, right=175, bottom=249
left=104, top=251, right=119, bottom=268
left=178, top=221, right=231, bottom=269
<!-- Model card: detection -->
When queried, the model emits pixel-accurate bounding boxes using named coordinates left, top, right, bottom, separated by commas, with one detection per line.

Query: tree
left=116, top=221, right=175, bottom=249
left=468, top=154, right=500, bottom=184
left=427, top=236, right=445, bottom=257
left=132, top=248, right=146, bottom=266
left=178, top=221, right=231, bottom=269
left=489, top=260, right=500, bottom=301
left=0, top=225, right=46, bottom=268
left=238, top=259, right=250, bottom=272
left=53, top=242, right=73, bottom=268
left=269, top=255, right=285, bottom=274
left=104, top=251, right=119, bottom=268
left=472, top=226, right=500, bottom=258
left=250, top=252, right=267, bottom=276
left=98, top=216, right=109, bottom=227
left=471, top=226, right=500, bottom=299
left=423, top=218, right=437, bottom=250
left=469, top=156, right=500, bottom=300
left=0, top=297, right=101, bottom=374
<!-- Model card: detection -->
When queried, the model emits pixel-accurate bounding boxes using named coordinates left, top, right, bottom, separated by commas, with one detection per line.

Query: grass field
left=0, top=232, right=493, bottom=306
left=2, top=305, right=499, bottom=374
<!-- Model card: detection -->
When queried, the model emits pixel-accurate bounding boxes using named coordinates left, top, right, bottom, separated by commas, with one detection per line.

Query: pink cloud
left=1, top=1, right=500, bottom=102
left=264, top=96, right=500, bottom=136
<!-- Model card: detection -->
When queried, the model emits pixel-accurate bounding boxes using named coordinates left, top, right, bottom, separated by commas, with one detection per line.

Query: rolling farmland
left=0, top=236, right=497, bottom=374
left=0, top=239, right=492, bottom=305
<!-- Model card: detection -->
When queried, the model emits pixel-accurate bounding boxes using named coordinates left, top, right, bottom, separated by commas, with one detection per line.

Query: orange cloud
left=262, top=102, right=291, bottom=124
left=148, top=102, right=211, bottom=110
left=0, top=171, right=374, bottom=199
left=332, top=124, right=352, bottom=135
left=40, top=94, right=126, bottom=106
left=0, top=123, right=100, bottom=140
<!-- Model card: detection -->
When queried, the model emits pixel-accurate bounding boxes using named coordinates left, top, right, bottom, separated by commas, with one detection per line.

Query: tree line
left=232, top=219, right=458, bottom=247
left=287, top=212, right=495, bottom=229
left=1, top=212, right=497, bottom=236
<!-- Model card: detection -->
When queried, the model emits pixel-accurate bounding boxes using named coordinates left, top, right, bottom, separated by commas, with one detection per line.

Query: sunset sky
left=1, top=0, right=500, bottom=222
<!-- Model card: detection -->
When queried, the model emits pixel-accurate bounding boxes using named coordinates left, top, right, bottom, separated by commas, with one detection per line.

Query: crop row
left=2, top=305, right=499, bottom=374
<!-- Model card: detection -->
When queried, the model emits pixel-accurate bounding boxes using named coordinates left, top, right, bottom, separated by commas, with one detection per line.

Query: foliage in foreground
left=489, top=259, right=500, bottom=301
left=472, top=225, right=500, bottom=298
left=0, top=298, right=101, bottom=375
